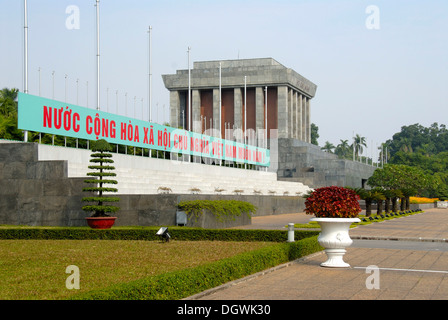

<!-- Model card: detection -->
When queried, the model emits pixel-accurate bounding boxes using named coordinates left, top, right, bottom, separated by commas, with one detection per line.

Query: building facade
left=162, top=58, right=317, bottom=143
left=163, top=58, right=376, bottom=189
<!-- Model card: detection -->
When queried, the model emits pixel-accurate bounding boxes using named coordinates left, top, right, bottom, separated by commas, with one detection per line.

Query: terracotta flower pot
left=85, top=217, right=117, bottom=229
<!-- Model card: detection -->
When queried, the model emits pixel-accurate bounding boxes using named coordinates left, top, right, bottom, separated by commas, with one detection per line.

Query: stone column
left=169, top=90, right=180, bottom=128
left=301, top=95, right=306, bottom=142
left=213, top=88, right=220, bottom=137
left=306, top=98, right=311, bottom=143
left=298, top=93, right=303, bottom=141
left=256, top=87, right=266, bottom=147
left=255, top=87, right=264, bottom=131
left=192, top=89, right=201, bottom=133
left=234, top=88, right=243, bottom=130
left=289, top=89, right=294, bottom=138
left=277, top=86, right=288, bottom=139
left=294, top=92, right=299, bottom=139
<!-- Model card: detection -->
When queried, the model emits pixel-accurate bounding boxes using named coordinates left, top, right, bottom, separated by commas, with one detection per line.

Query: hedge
left=70, top=236, right=323, bottom=300
left=178, top=199, right=257, bottom=222
left=0, top=227, right=322, bottom=300
left=0, top=227, right=319, bottom=242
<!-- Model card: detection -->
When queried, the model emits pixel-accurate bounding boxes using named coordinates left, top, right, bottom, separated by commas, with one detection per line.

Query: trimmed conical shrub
left=82, top=139, right=120, bottom=217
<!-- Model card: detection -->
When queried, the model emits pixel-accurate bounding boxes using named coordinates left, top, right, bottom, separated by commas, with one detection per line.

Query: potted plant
left=304, top=186, right=361, bottom=268
left=82, top=139, right=120, bottom=229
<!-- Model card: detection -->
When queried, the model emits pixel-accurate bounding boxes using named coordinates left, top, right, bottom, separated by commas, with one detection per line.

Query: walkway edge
left=352, top=235, right=448, bottom=243
left=183, top=251, right=325, bottom=300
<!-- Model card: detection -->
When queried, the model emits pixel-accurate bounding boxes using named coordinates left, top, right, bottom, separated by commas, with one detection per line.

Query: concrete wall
left=275, top=138, right=376, bottom=189
left=0, top=142, right=305, bottom=228
left=0, top=142, right=86, bottom=226
left=112, top=194, right=305, bottom=229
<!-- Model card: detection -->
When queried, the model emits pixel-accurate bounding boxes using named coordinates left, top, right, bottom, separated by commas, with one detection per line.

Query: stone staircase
left=35, top=143, right=312, bottom=196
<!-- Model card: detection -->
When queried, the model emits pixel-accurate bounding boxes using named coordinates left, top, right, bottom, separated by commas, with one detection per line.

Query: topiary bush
left=82, top=139, right=120, bottom=217
left=304, top=186, right=361, bottom=218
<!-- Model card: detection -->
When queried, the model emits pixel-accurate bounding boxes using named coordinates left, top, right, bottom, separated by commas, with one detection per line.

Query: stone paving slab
left=188, top=247, right=448, bottom=300
left=186, top=208, right=448, bottom=300
left=350, top=209, right=448, bottom=241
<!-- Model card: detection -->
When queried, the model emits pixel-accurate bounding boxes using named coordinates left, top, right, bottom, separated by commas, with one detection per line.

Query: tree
left=335, top=139, right=351, bottom=159
left=397, top=137, right=413, bottom=153
left=82, top=139, right=120, bottom=217
left=0, top=115, right=20, bottom=140
left=372, top=187, right=386, bottom=214
left=351, top=188, right=385, bottom=217
left=0, top=88, right=23, bottom=141
left=390, top=189, right=404, bottom=213
left=427, top=173, right=448, bottom=201
left=387, top=123, right=448, bottom=159
left=368, top=164, right=431, bottom=211
left=311, top=123, right=319, bottom=146
left=353, top=134, right=367, bottom=161
left=368, top=164, right=429, bottom=191
left=321, top=141, right=335, bottom=153
left=400, top=188, right=416, bottom=211
left=381, top=189, right=395, bottom=213
left=0, top=88, right=18, bottom=116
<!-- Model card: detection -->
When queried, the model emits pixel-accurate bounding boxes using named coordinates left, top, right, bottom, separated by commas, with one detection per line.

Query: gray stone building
left=162, top=58, right=316, bottom=142
left=163, top=58, right=376, bottom=188
left=272, top=139, right=376, bottom=189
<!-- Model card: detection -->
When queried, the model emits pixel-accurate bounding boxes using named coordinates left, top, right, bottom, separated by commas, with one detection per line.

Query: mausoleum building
left=163, top=58, right=376, bottom=189
left=162, top=58, right=316, bottom=142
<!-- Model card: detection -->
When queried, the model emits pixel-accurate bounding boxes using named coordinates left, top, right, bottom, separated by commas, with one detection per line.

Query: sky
left=1, top=0, right=447, bottom=157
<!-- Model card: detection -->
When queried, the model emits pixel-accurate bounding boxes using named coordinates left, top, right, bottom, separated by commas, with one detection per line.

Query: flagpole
left=187, top=47, right=192, bottom=163
left=244, top=76, right=247, bottom=146
left=219, top=62, right=222, bottom=138
left=265, top=86, right=268, bottom=148
left=95, top=0, right=100, bottom=111
left=23, top=0, right=29, bottom=142
left=187, top=46, right=191, bottom=131
left=148, top=26, right=152, bottom=122
left=265, top=86, right=268, bottom=171
left=244, top=76, right=247, bottom=169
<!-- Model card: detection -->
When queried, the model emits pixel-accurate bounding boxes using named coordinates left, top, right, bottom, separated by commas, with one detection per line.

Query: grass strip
left=70, top=236, right=322, bottom=300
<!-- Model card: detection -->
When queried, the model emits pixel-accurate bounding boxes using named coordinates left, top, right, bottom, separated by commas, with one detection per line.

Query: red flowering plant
left=304, top=186, right=361, bottom=218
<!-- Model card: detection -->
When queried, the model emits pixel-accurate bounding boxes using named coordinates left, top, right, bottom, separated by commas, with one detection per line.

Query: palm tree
left=398, top=137, right=413, bottom=153
left=353, top=188, right=384, bottom=217
left=0, top=88, right=22, bottom=141
left=0, top=116, right=18, bottom=139
left=400, top=188, right=416, bottom=211
left=335, top=139, right=351, bottom=159
left=381, top=189, right=394, bottom=213
left=321, top=141, right=335, bottom=153
left=353, top=134, right=367, bottom=161
left=390, top=189, right=404, bottom=213
left=0, top=88, right=18, bottom=117
left=372, top=188, right=386, bottom=214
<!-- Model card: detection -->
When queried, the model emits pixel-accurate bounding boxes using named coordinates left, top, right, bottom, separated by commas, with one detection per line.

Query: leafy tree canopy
left=386, top=123, right=448, bottom=158
left=311, top=123, right=319, bottom=146
left=368, top=164, right=432, bottom=195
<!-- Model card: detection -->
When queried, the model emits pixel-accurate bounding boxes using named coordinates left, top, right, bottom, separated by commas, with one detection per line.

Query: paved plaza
left=186, top=208, right=448, bottom=300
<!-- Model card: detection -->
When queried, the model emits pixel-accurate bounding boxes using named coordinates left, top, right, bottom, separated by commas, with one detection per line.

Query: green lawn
left=0, top=239, right=274, bottom=300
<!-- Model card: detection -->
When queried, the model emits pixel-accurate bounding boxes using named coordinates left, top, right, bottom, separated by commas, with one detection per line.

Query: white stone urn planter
left=310, top=217, right=360, bottom=268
